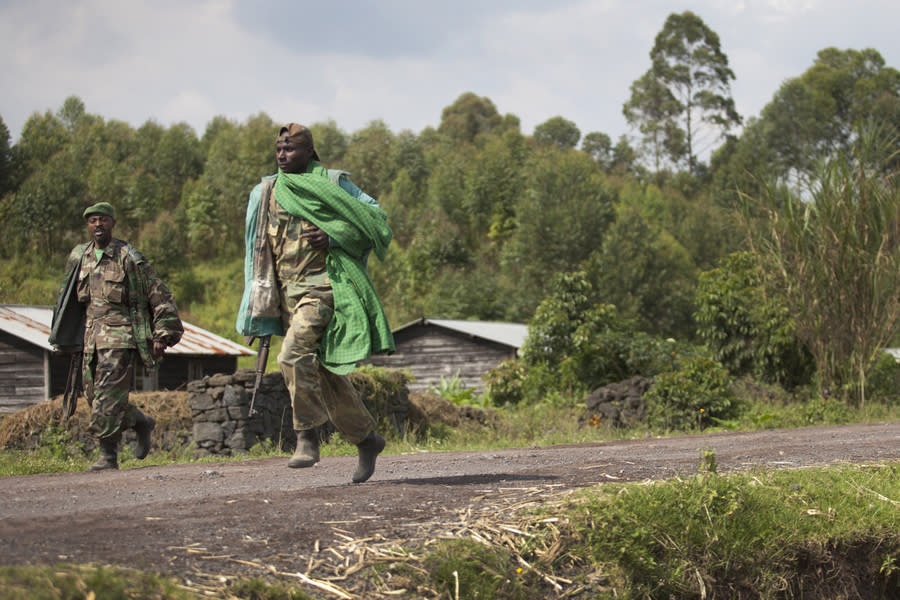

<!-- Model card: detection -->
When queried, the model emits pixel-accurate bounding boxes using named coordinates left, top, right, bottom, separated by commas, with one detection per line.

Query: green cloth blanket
left=273, top=162, right=394, bottom=374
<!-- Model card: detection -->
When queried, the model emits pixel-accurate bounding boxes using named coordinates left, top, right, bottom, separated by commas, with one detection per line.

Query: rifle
left=247, top=336, right=271, bottom=416
left=62, top=352, right=82, bottom=422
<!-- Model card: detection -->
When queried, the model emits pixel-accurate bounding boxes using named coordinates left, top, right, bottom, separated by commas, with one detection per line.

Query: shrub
left=645, top=356, right=741, bottom=431
left=865, top=352, right=900, bottom=406
left=482, top=359, right=528, bottom=406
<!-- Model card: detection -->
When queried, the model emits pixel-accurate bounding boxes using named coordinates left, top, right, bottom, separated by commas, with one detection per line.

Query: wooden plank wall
left=1, top=331, right=241, bottom=413
left=365, top=326, right=516, bottom=393
left=0, top=331, right=47, bottom=413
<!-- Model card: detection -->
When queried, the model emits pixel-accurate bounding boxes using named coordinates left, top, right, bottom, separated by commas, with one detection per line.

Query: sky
left=2, top=0, right=899, bottom=154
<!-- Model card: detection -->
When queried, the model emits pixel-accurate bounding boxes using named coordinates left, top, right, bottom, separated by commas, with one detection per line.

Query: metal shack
left=0, top=304, right=254, bottom=414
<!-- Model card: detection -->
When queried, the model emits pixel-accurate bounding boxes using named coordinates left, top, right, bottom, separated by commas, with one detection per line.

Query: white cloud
left=1, top=0, right=898, bottom=153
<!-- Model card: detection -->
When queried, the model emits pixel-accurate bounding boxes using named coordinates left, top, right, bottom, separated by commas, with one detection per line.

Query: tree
left=14, top=109, right=71, bottom=176
left=611, top=135, right=641, bottom=175
left=0, top=115, right=10, bottom=196
left=762, top=47, right=900, bottom=182
left=748, top=126, right=900, bottom=406
left=589, top=202, right=697, bottom=338
left=438, top=92, right=502, bottom=143
left=713, top=47, right=900, bottom=211
left=533, top=116, right=580, bottom=149
left=623, top=71, right=684, bottom=172
left=310, top=119, right=349, bottom=163
left=153, top=122, right=204, bottom=209
left=342, top=120, right=395, bottom=199
left=14, top=150, right=85, bottom=257
left=625, top=11, right=741, bottom=174
left=183, top=113, right=273, bottom=258
left=501, top=149, right=616, bottom=318
left=57, top=95, right=87, bottom=132
left=581, top=131, right=613, bottom=169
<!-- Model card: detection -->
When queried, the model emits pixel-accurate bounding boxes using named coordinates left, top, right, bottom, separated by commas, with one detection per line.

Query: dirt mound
left=407, top=391, right=500, bottom=430
left=0, top=391, right=191, bottom=454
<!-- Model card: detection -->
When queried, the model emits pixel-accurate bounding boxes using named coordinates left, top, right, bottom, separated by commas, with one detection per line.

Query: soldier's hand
left=152, top=340, right=167, bottom=359
left=302, top=226, right=329, bottom=250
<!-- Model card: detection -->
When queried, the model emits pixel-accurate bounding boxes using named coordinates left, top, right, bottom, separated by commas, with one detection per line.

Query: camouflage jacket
left=50, top=239, right=183, bottom=369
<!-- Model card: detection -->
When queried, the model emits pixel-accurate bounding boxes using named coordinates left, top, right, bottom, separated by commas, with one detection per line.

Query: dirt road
left=1, top=422, right=898, bottom=594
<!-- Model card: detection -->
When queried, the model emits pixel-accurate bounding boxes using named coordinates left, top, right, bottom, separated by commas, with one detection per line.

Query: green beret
left=83, top=202, right=115, bottom=219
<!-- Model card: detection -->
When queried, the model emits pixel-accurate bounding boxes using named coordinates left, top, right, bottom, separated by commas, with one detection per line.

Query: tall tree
left=625, top=11, right=741, bottom=174
left=623, top=71, right=684, bottom=172
left=762, top=47, right=900, bottom=182
left=713, top=47, right=900, bottom=210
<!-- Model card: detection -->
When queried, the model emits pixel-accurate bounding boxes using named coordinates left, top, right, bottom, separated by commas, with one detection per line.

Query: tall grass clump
left=570, top=463, right=900, bottom=598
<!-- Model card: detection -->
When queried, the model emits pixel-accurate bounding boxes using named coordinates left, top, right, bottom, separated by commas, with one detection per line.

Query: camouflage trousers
left=82, top=347, right=138, bottom=440
left=278, top=283, right=374, bottom=444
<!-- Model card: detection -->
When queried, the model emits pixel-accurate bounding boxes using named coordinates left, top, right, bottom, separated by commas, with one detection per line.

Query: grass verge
left=389, top=462, right=900, bottom=599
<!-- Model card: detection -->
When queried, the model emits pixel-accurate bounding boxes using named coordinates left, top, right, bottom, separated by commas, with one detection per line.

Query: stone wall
left=188, top=368, right=410, bottom=457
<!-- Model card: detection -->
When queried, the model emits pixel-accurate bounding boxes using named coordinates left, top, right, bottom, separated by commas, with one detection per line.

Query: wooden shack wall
left=2, top=332, right=241, bottom=413
left=0, top=330, right=47, bottom=413
left=365, top=325, right=516, bottom=392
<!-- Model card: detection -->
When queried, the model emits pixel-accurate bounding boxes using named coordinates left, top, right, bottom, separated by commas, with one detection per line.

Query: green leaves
left=625, top=10, right=741, bottom=174
left=751, top=125, right=900, bottom=405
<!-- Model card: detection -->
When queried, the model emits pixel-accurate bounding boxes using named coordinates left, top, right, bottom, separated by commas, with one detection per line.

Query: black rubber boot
left=133, top=409, right=155, bottom=460
left=352, top=431, right=385, bottom=483
left=288, top=429, right=320, bottom=468
left=88, top=436, right=120, bottom=471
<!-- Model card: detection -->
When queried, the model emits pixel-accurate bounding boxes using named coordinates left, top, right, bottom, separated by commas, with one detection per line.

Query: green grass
left=0, top=565, right=316, bottom=600
left=567, top=463, right=900, bottom=598
left=0, top=564, right=196, bottom=600
left=388, top=462, right=900, bottom=599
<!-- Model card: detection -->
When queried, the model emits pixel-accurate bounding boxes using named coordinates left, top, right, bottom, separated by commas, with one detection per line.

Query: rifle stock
left=248, top=336, right=271, bottom=416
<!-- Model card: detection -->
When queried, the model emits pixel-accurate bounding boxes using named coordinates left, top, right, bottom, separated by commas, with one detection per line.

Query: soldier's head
left=276, top=123, right=319, bottom=174
left=83, top=202, right=116, bottom=249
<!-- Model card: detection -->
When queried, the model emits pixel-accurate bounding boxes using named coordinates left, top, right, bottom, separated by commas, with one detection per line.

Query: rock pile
left=580, top=376, right=654, bottom=430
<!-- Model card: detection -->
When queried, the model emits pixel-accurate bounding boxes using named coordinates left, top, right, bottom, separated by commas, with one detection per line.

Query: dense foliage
left=2, top=11, right=900, bottom=419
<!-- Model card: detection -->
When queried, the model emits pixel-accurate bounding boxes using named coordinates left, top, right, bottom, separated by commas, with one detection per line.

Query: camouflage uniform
left=68, top=239, right=182, bottom=439
left=266, top=189, right=376, bottom=443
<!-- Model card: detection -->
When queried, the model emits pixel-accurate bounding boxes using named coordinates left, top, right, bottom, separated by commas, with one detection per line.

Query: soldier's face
left=276, top=139, right=314, bottom=174
left=86, top=215, right=115, bottom=249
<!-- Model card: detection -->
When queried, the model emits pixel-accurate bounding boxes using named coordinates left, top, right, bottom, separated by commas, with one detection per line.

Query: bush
left=694, top=251, right=814, bottom=389
left=482, top=359, right=529, bottom=406
left=645, top=356, right=742, bottom=432
left=865, top=352, right=900, bottom=405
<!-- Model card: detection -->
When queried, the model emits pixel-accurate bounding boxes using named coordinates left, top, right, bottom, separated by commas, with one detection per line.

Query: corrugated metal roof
left=393, top=317, right=529, bottom=349
left=0, top=305, right=254, bottom=356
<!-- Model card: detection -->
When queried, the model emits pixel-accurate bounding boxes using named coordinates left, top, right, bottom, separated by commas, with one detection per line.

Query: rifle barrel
left=248, top=336, right=270, bottom=416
